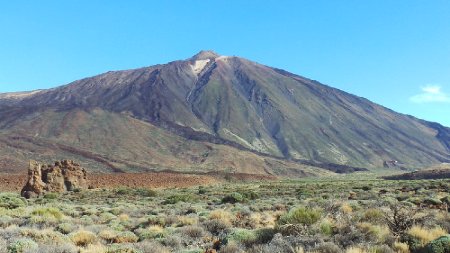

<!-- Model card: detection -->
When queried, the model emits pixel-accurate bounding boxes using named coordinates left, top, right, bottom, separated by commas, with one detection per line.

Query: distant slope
left=383, top=163, right=450, bottom=180
left=0, top=107, right=334, bottom=176
left=0, top=50, right=449, bottom=174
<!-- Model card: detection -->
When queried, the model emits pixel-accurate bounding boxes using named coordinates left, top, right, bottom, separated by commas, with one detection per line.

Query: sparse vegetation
left=0, top=177, right=448, bottom=252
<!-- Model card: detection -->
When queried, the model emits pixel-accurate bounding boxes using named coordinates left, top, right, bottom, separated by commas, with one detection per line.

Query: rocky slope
left=383, top=163, right=450, bottom=180
left=0, top=50, right=449, bottom=174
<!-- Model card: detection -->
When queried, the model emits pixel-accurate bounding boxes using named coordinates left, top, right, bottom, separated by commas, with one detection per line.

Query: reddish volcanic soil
left=0, top=174, right=25, bottom=192
left=0, top=172, right=277, bottom=192
left=88, top=172, right=218, bottom=189
left=0, top=172, right=218, bottom=192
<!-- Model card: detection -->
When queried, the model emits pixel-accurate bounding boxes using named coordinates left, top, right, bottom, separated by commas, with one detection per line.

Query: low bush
left=277, top=206, right=322, bottom=226
left=362, top=208, right=384, bottom=223
left=226, top=228, right=258, bottom=246
left=56, top=222, right=76, bottom=234
left=181, top=225, right=204, bottom=238
left=421, top=235, right=450, bottom=253
left=320, top=219, right=335, bottom=236
left=240, top=190, right=259, bottom=200
left=7, top=238, right=38, bottom=253
left=313, top=242, right=343, bottom=253
left=135, top=225, right=166, bottom=240
left=106, top=244, right=141, bottom=253
left=134, top=241, right=170, bottom=253
left=113, top=231, right=139, bottom=243
left=31, top=243, right=78, bottom=253
left=135, top=188, right=158, bottom=197
left=0, top=194, right=27, bottom=209
left=407, top=226, right=447, bottom=246
left=99, top=229, right=118, bottom=243
left=163, top=194, right=194, bottom=204
left=371, top=245, right=395, bottom=253
left=423, top=198, right=443, bottom=206
left=203, top=219, right=230, bottom=235
left=209, top=210, right=233, bottom=224
left=31, top=207, right=64, bottom=220
left=43, top=192, right=59, bottom=199
left=69, top=230, right=97, bottom=247
left=393, top=242, right=409, bottom=253
left=222, top=192, right=244, bottom=204
left=162, top=235, right=182, bottom=249
left=384, top=204, right=416, bottom=236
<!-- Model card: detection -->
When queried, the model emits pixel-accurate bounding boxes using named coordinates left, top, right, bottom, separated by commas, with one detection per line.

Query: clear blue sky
left=1, top=1, right=449, bottom=126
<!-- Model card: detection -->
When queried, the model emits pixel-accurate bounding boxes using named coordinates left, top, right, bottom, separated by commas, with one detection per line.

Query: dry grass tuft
left=70, top=230, right=97, bottom=247
left=209, top=209, right=233, bottom=225
left=340, top=203, right=353, bottom=214
left=393, top=242, right=409, bottom=253
left=79, top=243, right=106, bottom=253
left=407, top=226, right=447, bottom=245
left=345, top=247, right=367, bottom=253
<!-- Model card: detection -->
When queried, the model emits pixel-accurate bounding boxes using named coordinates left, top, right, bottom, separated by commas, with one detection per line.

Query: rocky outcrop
left=21, top=160, right=88, bottom=198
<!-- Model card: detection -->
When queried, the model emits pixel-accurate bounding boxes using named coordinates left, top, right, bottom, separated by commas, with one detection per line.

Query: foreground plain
left=0, top=176, right=449, bottom=253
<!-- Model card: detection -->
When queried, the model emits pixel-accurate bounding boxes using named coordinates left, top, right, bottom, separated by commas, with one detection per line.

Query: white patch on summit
left=216, top=56, right=229, bottom=61
left=191, top=59, right=210, bottom=75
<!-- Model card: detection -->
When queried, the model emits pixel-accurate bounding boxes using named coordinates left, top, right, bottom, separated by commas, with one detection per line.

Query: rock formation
left=21, top=160, right=88, bottom=198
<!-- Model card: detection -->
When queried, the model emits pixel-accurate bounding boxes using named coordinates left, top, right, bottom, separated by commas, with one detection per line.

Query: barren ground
left=0, top=172, right=219, bottom=192
left=0, top=171, right=277, bottom=192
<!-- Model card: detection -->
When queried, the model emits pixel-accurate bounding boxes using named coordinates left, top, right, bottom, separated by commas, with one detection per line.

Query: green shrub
left=363, top=208, right=384, bottom=223
left=296, top=189, right=314, bottom=199
left=225, top=228, right=257, bottom=246
left=0, top=194, right=27, bottom=209
left=31, top=207, right=64, bottom=220
left=421, top=235, right=450, bottom=253
left=106, top=244, right=141, bottom=253
left=43, top=192, right=59, bottom=199
left=407, top=197, right=422, bottom=205
left=56, top=222, right=76, bottom=234
left=135, top=226, right=167, bottom=240
left=277, top=206, right=322, bottom=226
left=181, top=225, right=204, bottom=238
left=320, top=221, right=334, bottom=236
left=114, top=231, right=139, bottom=243
left=99, top=212, right=117, bottom=223
left=254, top=228, right=276, bottom=244
left=202, top=219, right=230, bottom=235
left=313, top=242, right=343, bottom=253
left=222, top=192, right=244, bottom=203
left=423, top=198, right=443, bottom=205
left=69, top=230, right=97, bottom=247
left=198, top=186, right=207, bottom=194
left=240, top=190, right=259, bottom=200
left=227, top=228, right=276, bottom=245
left=0, top=215, right=14, bottom=228
left=372, top=245, right=395, bottom=253
left=163, top=194, right=194, bottom=204
left=135, top=188, right=158, bottom=197
left=440, top=196, right=450, bottom=205
left=7, top=238, right=38, bottom=253
left=116, top=188, right=129, bottom=195
left=362, top=185, right=372, bottom=191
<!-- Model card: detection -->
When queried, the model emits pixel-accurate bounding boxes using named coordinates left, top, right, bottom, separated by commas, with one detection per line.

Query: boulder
left=21, top=160, right=88, bottom=198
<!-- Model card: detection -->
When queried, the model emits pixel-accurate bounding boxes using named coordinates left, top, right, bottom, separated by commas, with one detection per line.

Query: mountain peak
left=1, top=51, right=449, bottom=174
left=191, top=50, right=220, bottom=60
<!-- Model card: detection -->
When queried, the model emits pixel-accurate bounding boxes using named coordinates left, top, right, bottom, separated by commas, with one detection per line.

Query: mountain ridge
left=0, top=50, right=449, bottom=175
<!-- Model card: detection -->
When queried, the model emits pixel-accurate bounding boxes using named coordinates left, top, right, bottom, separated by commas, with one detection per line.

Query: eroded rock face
left=21, top=160, right=88, bottom=198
